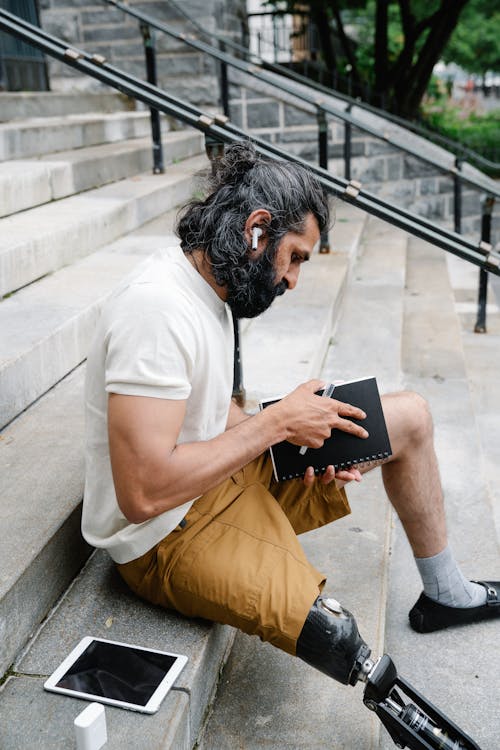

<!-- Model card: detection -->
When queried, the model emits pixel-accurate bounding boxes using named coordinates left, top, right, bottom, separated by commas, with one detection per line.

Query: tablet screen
left=46, top=638, right=186, bottom=711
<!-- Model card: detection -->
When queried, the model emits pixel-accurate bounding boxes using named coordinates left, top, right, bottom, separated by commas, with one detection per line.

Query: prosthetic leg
left=297, top=596, right=483, bottom=750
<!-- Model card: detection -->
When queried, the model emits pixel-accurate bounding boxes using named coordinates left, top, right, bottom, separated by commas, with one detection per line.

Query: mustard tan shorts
left=117, top=453, right=350, bottom=655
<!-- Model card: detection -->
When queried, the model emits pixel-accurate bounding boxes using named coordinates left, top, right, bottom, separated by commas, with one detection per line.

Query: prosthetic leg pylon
left=296, top=596, right=483, bottom=750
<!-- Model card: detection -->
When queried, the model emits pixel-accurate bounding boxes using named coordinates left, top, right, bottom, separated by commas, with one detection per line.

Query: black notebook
left=260, top=377, right=392, bottom=482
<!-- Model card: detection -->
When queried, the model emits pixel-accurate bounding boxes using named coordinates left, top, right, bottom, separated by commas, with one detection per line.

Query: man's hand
left=303, top=464, right=362, bottom=488
left=269, top=379, right=367, bottom=490
left=272, top=379, right=368, bottom=448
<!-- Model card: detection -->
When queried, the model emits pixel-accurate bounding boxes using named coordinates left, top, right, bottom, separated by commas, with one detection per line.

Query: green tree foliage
left=441, top=0, right=500, bottom=79
left=264, top=1, right=471, bottom=117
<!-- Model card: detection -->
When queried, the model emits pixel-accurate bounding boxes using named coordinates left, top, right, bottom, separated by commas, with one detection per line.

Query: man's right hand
left=271, top=379, right=369, bottom=449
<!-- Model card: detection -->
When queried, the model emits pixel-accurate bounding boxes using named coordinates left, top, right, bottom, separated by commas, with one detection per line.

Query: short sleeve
left=104, top=300, right=197, bottom=400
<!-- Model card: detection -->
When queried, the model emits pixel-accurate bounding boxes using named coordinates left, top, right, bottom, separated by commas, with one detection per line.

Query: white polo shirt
left=82, top=246, right=234, bottom=564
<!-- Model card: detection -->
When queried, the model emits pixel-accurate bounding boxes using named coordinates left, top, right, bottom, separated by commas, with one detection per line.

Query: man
left=83, top=142, right=499, bottom=690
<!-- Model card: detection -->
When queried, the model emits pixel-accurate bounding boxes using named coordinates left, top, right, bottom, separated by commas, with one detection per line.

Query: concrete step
left=0, top=365, right=90, bottom=680
left=0, top=129, right=203, bottom=218
left=445, top=254, right=500, bottom=549
left=0, top=151, right=207, bottom=298
left=0, top=224, right=168, bottom=429
left=0, top=110, right=160, bottom=161
left=381, top=239, right=500, bottom=750
left=0, top=204, right=188, bottom=674
left=0, top=91, right=135, bottom=122
left=0, top=201, right=363, bottom=749
left=0, top=550, right=234, bottom=750
left=199, top=215, right=408, bottom=749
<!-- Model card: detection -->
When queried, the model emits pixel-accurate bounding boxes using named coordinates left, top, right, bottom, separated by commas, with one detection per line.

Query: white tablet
left=44, top=636, right=188, bottom=714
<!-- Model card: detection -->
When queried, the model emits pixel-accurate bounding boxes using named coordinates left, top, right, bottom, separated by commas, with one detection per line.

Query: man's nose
left=283, top=265, right=300, bottom=290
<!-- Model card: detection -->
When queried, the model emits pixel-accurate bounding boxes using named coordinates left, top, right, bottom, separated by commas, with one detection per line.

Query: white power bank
left=74, top=702, right=107, bottom=750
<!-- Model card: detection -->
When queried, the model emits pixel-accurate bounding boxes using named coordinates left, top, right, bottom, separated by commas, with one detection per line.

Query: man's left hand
left=302, top=464, right=362, bottom=488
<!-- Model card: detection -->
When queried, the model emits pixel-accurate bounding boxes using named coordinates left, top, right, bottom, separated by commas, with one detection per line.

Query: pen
left=299, top=382, right=336, bottom=455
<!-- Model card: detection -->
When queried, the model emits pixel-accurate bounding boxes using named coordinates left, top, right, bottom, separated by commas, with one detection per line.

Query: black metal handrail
left=152, top=0, right=500, bottom=174
left=0, top=7, right=498, bottom=280
left=0, top=7, right=487, bottom=261
left=103, top=0, right=499, bottom=210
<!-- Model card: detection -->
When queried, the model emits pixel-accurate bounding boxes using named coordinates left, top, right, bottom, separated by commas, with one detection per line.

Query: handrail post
left=474, top=194, right=495, bottom=333
left=317, top=106, right=330, bottom=252
left=203, top=128, right=244, bottom=400
left=344, top=103, right=352, bottom=182
left=218, top=40, right=231, bottom=119
left=204, top=130, right=225, bottom=174
left=273, top=14, right=278, bottom=63
left=232, top=315, right=245, bottom=406
left=317, top=106, right=328, bottom=170
left=453, top=156, right=462, bottom=233
left=139, top=22, right=164, bottom=174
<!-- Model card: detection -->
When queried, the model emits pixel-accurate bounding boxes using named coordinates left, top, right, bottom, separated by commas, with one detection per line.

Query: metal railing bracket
left=479, top=240, right=493, bottom=255
left=198, top=115, right=215, bottom=128
left=344, top=180, right=362, bottom=199
left=64, top=48, right=82, bottom=61
left=486, top=253, right=500, bottom=270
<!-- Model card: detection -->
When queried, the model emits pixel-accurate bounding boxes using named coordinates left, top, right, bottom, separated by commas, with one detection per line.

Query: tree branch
left=415, top=9, right=441, bottom=36
left=374, top=0, right=389, bottom=91
left=397, top=0, right=415, bottom=39
left=329, top=2, right=361, bottom=82
left=395, top=0, right=470, bottom=116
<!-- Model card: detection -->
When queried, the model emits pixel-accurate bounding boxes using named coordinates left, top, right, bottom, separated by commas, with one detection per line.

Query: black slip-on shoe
left=409, top=581, right=500, bottom=633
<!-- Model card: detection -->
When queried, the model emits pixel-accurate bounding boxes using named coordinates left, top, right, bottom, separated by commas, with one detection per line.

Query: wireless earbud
left=251, top=227, right=263, bottom=250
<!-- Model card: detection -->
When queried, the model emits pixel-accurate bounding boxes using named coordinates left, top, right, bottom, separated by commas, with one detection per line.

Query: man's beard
left=223, top=247, right=288, bottom=319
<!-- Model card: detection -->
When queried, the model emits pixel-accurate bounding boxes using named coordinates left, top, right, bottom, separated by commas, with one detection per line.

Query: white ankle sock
left=415, top=546, right=487, bottom=607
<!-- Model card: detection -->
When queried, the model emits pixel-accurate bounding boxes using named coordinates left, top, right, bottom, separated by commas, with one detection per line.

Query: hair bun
left=210, top=141, right=261, bottom=189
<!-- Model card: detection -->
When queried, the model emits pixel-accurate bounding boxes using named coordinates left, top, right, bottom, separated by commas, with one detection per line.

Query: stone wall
left=39, top=0, right=246, bottom=106
left=227, top=82, right=499, bottom=241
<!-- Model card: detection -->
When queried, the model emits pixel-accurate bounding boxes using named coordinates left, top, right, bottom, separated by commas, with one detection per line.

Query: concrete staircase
left=0, top=91, right=235, bottom=748
left=1, top=90, right=499, bottom=750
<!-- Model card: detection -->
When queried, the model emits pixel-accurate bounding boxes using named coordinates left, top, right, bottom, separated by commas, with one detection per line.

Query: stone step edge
left=0, top=364, right=90, bottom=678
left=0, top=91, right=135, bottom=121
left=0, top=130, right=204, bottom=219
left=0, top=110, right=170, bottom=162
left=0, top=205, right=194, bottom=429
left=0, top=152, right=208, bottom=298
left=0, top=247, right=155, bottom=430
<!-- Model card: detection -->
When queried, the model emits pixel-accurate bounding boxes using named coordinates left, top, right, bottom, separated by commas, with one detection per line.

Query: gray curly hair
left=176, top=141, right=330, bottom=291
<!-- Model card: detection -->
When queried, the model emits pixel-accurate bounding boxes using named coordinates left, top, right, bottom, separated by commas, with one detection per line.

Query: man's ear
left=244, top=209, right=271, bottom=255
